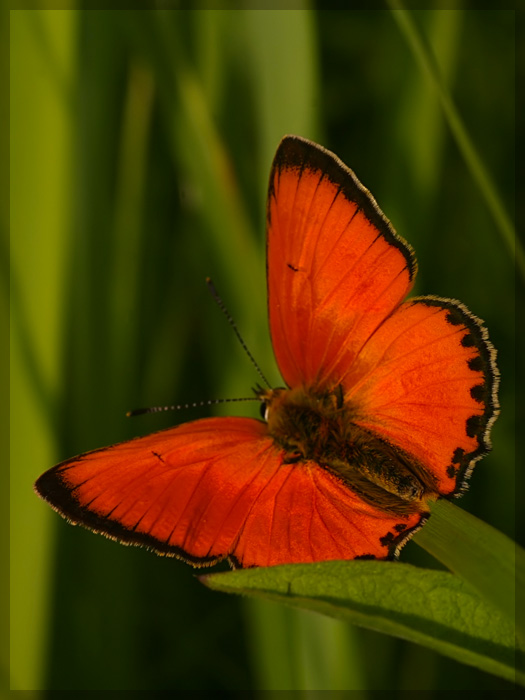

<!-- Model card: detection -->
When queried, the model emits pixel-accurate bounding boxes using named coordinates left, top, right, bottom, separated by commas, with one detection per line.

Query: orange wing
left=346, top=297, right=499, bottom=496
left=267, top=135, right=416, bottom=390
left=35, top=416, right=425, bottom=567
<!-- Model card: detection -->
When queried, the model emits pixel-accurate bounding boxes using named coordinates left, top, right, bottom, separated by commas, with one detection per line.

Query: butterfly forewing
left=267, top=136, right=416, bottom=390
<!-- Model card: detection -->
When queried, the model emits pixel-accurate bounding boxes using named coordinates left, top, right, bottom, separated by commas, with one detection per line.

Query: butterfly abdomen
left=264, top=384, right=437, bottom=515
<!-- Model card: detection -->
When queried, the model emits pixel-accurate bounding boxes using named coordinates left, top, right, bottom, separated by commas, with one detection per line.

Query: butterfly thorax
left=257, top=385, right=438, bottom=515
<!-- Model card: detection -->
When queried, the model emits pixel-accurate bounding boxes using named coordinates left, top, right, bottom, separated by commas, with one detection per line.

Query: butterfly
left=35, top=135, right=499, bottom=569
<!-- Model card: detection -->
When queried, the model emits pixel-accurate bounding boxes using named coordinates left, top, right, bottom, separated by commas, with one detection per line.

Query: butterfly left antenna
left=127, top=397, right=258, bottom=418
left=206, top=277, right=271, bottom=388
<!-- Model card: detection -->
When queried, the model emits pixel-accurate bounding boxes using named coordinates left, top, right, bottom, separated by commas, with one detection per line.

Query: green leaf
left=202, top=560, right=522, bottom=685
left=414, top=499, right=523, bottom=644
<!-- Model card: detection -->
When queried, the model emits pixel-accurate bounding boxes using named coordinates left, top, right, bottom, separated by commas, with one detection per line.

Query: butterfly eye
left=260, top=402, right=269, bottom=421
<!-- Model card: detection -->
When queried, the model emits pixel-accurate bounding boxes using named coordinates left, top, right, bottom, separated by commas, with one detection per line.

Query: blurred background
left=10, top=6, right=515, bottom=694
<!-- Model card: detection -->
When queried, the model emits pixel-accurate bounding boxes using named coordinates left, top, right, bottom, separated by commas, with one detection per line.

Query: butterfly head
left=255, top=384, right=350, bottom=461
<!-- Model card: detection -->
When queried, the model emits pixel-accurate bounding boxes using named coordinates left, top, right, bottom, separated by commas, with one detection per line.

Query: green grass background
left=10, top=6, right=516, bottom=693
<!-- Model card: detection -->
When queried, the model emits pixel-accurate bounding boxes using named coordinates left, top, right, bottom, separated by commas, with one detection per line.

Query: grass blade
left=10, top=9, right=76, bottom=689
left=387, top=3, right=519, bottom=279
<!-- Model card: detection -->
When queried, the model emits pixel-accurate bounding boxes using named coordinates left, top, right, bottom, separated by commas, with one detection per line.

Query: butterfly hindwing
left=346, top=296, right=499, bottom=497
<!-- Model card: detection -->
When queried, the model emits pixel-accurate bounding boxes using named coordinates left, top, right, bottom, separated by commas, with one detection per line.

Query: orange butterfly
left=35, top=136, right=499, bottom=568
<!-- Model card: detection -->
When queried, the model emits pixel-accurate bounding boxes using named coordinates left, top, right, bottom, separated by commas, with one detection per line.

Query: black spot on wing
left=378, top=512, right=430, bottom=559
left=451, top=448, right=465, bottom=464
left=380, top=531, right=395, bottom=548
left=466, top=414, right=483, bottom=439
left=470, top=384, right=485, bottom=403
left=407, top=296, right=499, bottom=497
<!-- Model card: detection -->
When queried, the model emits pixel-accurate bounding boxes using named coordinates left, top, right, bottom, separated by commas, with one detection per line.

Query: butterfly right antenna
left=206, top=277, right=272, bottom=389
